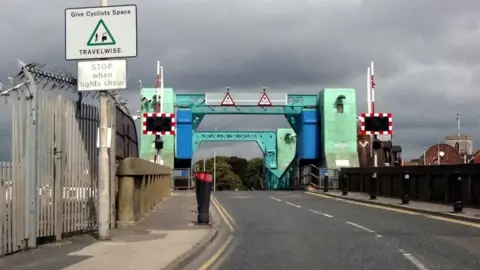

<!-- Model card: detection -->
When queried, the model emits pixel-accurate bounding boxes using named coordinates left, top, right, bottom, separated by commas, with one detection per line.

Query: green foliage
left=194, top=156, right=264, bottom=190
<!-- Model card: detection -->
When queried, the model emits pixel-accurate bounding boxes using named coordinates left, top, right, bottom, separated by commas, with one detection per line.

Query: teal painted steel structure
left=175, top=93, right=317, bottom=131
left=178, top=92, right=313, bottom=189
left=176, top=94, right=318, bottom=111
left=140, top=88, right=359, bottom=190
left=192, top=130, right=295, bottom=189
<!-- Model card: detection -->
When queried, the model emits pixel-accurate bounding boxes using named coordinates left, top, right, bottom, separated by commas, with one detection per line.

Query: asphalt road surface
left=211, top=191, right=480, bottom=270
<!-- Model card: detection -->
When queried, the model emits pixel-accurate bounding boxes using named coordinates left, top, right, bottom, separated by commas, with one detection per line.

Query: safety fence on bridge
left=172, top=168, right=194, bottom=190
left=339, top=164, right=480, bottom=207
left=299, top=164, right=340, bottom=189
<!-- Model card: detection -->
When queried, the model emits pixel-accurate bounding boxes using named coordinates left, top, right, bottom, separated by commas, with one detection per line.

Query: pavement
left=0, top=192, right=219, bottom=270
left=212, top=190, right=480, bottom=270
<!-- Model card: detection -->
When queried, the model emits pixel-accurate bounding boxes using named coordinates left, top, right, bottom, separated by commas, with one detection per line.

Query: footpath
left=0, top=192, right=219, bottom=270
left=308, top=188, right=480, bottom=224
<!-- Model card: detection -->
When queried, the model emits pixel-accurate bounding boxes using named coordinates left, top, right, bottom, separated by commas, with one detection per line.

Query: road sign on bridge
left=220, top=92, right=235, bottom=106
left=258, top=92, right=272, bottom=106
left=206, top=92, right=287, bottom=106
left=65, top=5, right=138, bottom=60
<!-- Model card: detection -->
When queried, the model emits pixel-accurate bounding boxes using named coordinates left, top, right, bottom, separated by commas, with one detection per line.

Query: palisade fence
left=0, top=86, right=118, bottom=256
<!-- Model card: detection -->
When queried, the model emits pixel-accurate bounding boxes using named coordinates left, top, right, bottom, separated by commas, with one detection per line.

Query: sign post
left=65, top=1, right=137, bottom=240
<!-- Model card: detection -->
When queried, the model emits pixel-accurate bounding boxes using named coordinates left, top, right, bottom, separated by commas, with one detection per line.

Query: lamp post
left=211, top=150, right=216, bottom=191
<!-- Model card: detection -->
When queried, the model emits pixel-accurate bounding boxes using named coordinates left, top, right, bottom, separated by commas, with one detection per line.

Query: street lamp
left=211, top=150, right=216, bottom=192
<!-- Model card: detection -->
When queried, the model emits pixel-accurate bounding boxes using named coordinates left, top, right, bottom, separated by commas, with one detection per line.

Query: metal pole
left=98, top=0, right=110, bottom=240
left=212, top=150, right=216, bottom=192
left=154, top=61, right=163, bottom=165
left=203, top=159, right=206, bottom=171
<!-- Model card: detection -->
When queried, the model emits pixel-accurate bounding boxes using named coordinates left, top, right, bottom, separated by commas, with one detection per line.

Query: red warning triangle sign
left=220, top=92, right=235, bottom=106
left=257, top=92, right=272, bottom=106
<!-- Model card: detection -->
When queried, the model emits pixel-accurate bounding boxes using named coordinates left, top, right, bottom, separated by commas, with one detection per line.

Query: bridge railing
left=172, top=168, right=194, bottom=190
left=116, top=158, right=172, bottom=227
left=300, top=165, right=340, bottom=189
left=339, top=164, right=480, bottom=207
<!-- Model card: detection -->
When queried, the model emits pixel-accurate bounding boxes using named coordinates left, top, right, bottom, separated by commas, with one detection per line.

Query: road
left=209, top=191, right=480, bottom=270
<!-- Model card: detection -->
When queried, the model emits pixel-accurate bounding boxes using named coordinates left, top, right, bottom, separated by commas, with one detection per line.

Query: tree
left=227, top=156, right=248, bottom=182
left=245, top=157, right=264, bottom=189
left=193, top=156, right=264, bottom=190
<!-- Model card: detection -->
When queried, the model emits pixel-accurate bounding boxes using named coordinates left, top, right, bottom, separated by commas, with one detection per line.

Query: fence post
left=23, top=68, right=39, bottom=249
left=323, top=170, right=329, bottom=192
left=0, top=163, right=4, bottom=255
left=370, top=172, right=377, bottom=200
left=402, top=172, right=410, bottom=204
left=53, top=94, right=64, bottom=241
left=453, top=172, right=463, bottom=213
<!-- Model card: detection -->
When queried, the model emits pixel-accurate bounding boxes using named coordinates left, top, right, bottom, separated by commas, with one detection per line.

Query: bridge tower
left=139, top=83, right=360, bottom=189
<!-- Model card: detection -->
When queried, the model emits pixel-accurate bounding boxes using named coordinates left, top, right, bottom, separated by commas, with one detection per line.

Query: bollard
left=195, top=171, right=213, bottom=224
left=401, top=172, right=410, bottom=204
left=323, top=171, right=329, bottom=193
left=342, top=174, right=348, bottom=196
left=453, top=173, right=463, bottom=213
left=370, top=172, right=377, bottom=200
left=195, top=177, right=202, bottom=213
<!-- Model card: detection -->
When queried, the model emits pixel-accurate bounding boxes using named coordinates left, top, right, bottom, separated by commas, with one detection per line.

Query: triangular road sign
left=258, top=92, right=272, bottom=106
left=87, top=19, right=116, bottom=46
left=220, top=92, right=235, bottom=106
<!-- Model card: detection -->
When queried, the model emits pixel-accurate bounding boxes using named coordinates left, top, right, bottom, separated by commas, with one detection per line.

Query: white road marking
left=345, top=221, right=382, bottom=237
left=228, top=196, right=252, bottom=199
left=309, top=209, right=333, bottom=218
left=346, top=221, right=376, bottom=233
left=285, top=202, right=301, bottom=208
left=269, top=196, right=282, bottom=202
left=398, top=249, right=429, bottom=270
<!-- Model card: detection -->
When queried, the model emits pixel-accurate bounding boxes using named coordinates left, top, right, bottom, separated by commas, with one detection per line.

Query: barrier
left=116, top=157, right=172, bottom=227
left=339, top=164, right=480, bottom=208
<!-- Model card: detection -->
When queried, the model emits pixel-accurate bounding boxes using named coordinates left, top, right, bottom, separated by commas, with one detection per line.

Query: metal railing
left=172, top=168, right=194, bottom=190
left=300, top=164, right=340, bottom=189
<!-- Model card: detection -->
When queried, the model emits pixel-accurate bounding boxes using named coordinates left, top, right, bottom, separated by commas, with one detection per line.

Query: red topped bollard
left=195, top=171, right=213, bottom=224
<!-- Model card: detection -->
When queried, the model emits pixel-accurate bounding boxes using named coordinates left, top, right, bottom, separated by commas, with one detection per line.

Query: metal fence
left=0, top=89, right=123, bottom=256
left=172, top=168, right=194, bottom=190
left=300, top=164, right=340, bottom=189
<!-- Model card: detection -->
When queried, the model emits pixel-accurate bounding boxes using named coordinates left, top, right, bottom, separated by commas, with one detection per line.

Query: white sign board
left=205, top=93, right=287, bottom=106
left=77, top=59, right=127, bottom=91
left=65, top=5, right=137, bottom=60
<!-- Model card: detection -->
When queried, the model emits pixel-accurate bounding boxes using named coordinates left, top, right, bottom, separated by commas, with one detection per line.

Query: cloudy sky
left=1, top=0, right=480, bottom=161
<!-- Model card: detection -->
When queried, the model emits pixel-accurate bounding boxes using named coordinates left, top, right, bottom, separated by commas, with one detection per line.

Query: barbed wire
left=0, top=61, right=131, bottom=115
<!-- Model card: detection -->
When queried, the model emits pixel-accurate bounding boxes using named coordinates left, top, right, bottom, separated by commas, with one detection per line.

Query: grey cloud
left=2, top=0, right=480, bottom=161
